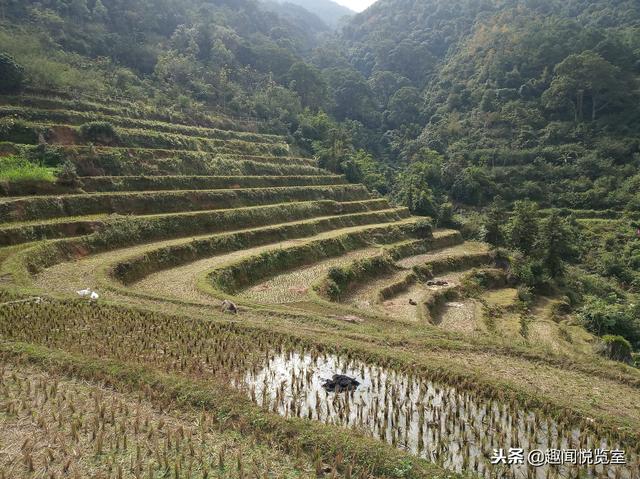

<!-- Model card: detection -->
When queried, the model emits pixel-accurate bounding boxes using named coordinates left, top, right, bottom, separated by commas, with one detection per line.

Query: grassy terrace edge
left=111, top=207, right=407, bottom=285
left=0, top=104, right=284, bottom=143
left=0, top=175, right=346, bottom=196
left=206, top=218, right=425, bottom=295
left=313, top=231, right=465, bottom=301
left=0, top=93, right=259, bottom=132
left=4, top=206, right=404, bottom=285
left=0, top=120, right=289, bottom=156
left=1, top=143, right=325, bottom=177
left=0, top=198, right=391, bottom=247
left=0, top=184, right=371, bottom=222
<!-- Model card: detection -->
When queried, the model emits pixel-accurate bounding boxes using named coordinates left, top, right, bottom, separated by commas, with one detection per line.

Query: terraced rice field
left=242, top=247, right=382, bottom=304
left=334, top=239, right=492, bottom=322
left=1, top=93, right=640, bottom=478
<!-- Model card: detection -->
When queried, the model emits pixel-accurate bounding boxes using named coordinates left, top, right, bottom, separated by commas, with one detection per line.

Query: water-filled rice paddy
left=237, top=350, right=639, bottom=479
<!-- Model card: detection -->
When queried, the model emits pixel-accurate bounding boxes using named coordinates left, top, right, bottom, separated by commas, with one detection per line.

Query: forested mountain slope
left=0, top=0, right=325, bottom=127
left=335, top=0, right=640, bottom=209
left=318, top=0, right=640, bottom=367
left=268, top=0, right=355, bottom=29
left=261, top=1, right=332, bottom=38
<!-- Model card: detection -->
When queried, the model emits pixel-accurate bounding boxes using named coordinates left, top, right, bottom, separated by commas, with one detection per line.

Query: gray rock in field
left=221, top=299, right=238, bottom=314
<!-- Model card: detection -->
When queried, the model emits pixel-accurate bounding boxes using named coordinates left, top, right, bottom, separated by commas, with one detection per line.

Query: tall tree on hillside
left=543, top=51, right=625, bottom=122
left=368, top=71, right=411, bottom=107
left=537, top=211, right=576, bottom=277
left=92, top=0, right=108, bottom=21
left=69, top=0, right=90, bottom=20
left=342, top=150, right=388, bottom=194
left=484, top=197, right=508, bottom=247
left=0, top=53, right=24, bottom=93
left=324, top=68, right=378, bottom=126
left=394, top=149, right=446, bottom=218
left=386, top=86, right=423, bottom=129
left=508, top=200, right=539, bottom=255
left=287, top=62, right=328, bottom=110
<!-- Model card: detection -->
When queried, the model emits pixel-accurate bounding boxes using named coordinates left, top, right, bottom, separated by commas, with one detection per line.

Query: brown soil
left=47, top=125, right=78, bottom=145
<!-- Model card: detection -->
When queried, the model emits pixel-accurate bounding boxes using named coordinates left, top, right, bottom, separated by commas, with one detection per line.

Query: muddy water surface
left=237, top=351, right=638, bottom=479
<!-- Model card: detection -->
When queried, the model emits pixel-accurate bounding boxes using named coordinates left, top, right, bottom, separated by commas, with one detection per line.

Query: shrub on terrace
left=0, top=53, right=24, bottom=93
left=56, top=159, right=81, bottom=187
left=579, top=296, right=640, bottom=349
left=0, top=118, right=38, bottom=144
left=597, top=335, right=633, bottom=364
left=79, top=121, right=118, bottom=144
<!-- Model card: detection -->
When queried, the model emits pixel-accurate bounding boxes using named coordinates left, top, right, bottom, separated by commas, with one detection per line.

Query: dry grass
left=30, top=212, right=406, bottom=301
left=436, top=300, right=483, bottom=334
left=137, top=220, right=415, bottom=304
left=482, top=288, right=518, bottom=308
left=0, top=363, right=316, bottom=479
left=527, top=297, right=596, bottom=356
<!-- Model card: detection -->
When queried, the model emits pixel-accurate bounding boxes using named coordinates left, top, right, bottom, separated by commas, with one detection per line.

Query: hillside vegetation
left=0, top=1, right=640, bottom=478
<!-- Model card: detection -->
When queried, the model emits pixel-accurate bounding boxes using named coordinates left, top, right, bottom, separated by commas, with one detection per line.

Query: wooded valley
left=0, top=1, right=639, bottom=478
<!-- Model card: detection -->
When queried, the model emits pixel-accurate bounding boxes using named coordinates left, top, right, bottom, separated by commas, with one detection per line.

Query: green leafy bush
left=510, top=252, right=549, bottom=289
left=79, top=121, right=118, bottom=144
left=516, top=285, right=534, bottom=304
left=0, top=118, right=38, bottom=144
left=342, top=150, right=388, bottom=194
left=323, top=279, right=342, bottom=301
left=327, top=266, right=349, bottom=286
left=597, top=335, right=633, bottom=363
left=413, top=218, right=433, bottom=239
left=29, top=144, right=65, bottom=167
left=56, top=159, right=81, bottom=187
left=0, top=155, right=55, bottom=182
left=0, top=53, right=24, bottom=93
left=579, top=296, right=640, bottom=348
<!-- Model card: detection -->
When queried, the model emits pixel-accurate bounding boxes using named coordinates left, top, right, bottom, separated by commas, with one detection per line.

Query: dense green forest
left=1, top=0, right=640, bottom=360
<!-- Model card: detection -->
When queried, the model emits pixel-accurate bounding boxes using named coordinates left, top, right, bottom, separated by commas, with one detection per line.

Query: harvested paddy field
left=396, top=241, right=490, bottom=268
left=435, top=299, right=483, bottom=334
left=0, top=363, right=317, bottom=479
